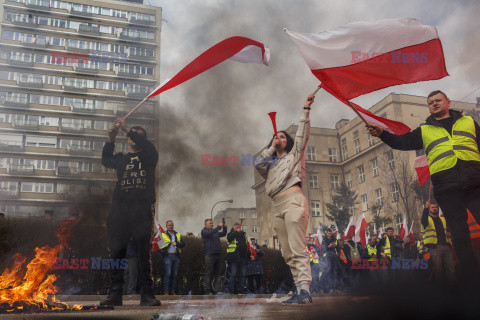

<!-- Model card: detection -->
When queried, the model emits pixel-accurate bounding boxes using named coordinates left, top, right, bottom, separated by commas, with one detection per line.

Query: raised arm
left=101, top=123, right=122, bottom=169
left=292, top=95, right=314, bottom=160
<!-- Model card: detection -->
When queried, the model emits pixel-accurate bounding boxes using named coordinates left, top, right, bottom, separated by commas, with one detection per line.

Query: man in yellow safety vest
left=369, top=90, right=480, bottom=281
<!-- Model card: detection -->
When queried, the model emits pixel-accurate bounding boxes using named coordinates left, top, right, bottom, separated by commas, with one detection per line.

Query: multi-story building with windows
left=0, top=0, right=162, bottom=218
left=252, top=93, right=478, bottom=248
left=213, top=207, right=260, bottom=242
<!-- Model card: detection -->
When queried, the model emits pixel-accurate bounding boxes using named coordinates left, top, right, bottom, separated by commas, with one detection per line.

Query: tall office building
left=0, top=0, right=162, bottom=218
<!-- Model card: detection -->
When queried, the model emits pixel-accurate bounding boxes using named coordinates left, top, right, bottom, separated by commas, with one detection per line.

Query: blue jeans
left=163, top=254, right=180, bottom=293
left=229, top=257, right=247, bottom=293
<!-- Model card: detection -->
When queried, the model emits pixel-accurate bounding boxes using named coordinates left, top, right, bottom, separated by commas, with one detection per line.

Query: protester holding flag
left=255, top=95, right=314, bottom=304
left=369, top=90, right=480, bottom=282
left=100, top=117, right=160, bottom=307
left=305, top=236, right=321, bottom=293
left=246, top=238, right=265, bottom=294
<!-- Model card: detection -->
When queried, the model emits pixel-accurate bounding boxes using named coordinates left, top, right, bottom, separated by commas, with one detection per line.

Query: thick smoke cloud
left=149, top=0, right=480, bottom=233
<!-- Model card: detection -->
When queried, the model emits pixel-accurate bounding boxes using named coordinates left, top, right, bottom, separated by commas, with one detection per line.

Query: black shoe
left=282, top=294, right=297, bottom=304
left=291, top=290, right=313, bottom=304
left=140, top=288, right=161, bottom=306
left=100, top=292, right=123, bottom=306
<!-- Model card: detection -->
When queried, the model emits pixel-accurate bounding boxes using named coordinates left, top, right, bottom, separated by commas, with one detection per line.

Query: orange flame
left=0, top=217, right=82, bottom=311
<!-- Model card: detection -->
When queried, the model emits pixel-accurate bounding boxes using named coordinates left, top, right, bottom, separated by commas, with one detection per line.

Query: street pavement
left=0, top=294, right=379, bottom=320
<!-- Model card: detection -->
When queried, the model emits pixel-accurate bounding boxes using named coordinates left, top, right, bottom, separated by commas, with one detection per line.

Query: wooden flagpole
left=345, top=100, right=370, bottom=127
left=428, top=180, right=432, bottom=202
left=124, top=98, right=148, bottom=120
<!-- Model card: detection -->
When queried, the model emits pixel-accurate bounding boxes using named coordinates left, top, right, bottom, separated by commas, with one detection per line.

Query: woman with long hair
left=255, top=94, right=315, bottom=304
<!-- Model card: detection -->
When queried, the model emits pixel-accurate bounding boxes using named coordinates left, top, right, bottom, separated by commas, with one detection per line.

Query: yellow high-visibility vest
left=161, top=232, right=182, bottom=254
left=421, top=116, right=480, bottom=175
left=367, top=244, right=377, bottom=261
left=421, top=215, right=452, bottom=245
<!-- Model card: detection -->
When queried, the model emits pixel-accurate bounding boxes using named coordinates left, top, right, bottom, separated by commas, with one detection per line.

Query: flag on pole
left=399, top=215, right=407, bottom=239
left=285, top=18, right=448, bottom=101
left=146, top=36, right=270, bottom=99
left=354, top=213, right=368, bottom=247
left=343, top=217, right=356, bottom=240
left=315, top=226, right=323, bottom=248
left=414, top=155, right=431, bottom=186
left=152, top=220, right=166, bottom=252
left=373, top=223, right=377, bottom=236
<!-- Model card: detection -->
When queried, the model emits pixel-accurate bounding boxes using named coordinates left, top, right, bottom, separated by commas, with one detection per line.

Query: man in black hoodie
left=100, top=117, right=160, bottom=307
left=368, top=90, right=480, bottom=281
left=201, top=219, right=227, bottom=294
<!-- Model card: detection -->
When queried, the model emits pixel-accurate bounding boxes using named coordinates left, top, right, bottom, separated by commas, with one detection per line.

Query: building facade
left=0, top=0, right=162, bottom=218
left=252, top=93, right=478, bottom=248
left=213, top=207, right=260, bottom=243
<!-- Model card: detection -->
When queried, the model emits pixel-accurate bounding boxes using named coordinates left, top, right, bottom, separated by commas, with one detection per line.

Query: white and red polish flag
left=343, top=217, right=356, bottom=240
left=146, top=36, right=270, bottom=99
left=399, top=215, right=408, bottom=240
left=315, top=226, right=323, bottom=248
left=152, top=219, right=166, bottom=252
left=285, top=18, right=448, bottom=101
left=414, top=154, right=431, bottom=186
left=354, top=213, right=368, bottom=248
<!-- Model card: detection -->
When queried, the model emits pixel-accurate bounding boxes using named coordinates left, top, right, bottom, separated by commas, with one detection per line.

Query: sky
left=144, top=0, right=480, bottom=233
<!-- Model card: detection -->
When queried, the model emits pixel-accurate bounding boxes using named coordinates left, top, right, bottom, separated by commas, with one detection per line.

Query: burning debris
left=0, top=217, right=83, bottom=313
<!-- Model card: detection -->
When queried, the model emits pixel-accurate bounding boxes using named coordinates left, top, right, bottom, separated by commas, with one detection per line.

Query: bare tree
left=378, top=150, right=423, bottom=231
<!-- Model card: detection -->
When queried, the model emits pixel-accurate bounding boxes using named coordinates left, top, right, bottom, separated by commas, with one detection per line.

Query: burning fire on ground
left=0, top=217, right=83, bottom=313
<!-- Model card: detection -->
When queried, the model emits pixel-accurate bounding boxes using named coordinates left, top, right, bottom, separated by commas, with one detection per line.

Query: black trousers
left=204, top=254, right=222, bottom=293
left=107, top=200, right=154, bottom=293
left=435, top=186, right=480, bottom=281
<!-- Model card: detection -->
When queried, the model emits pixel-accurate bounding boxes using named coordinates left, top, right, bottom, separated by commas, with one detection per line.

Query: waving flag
left=354, top=213, right=368, bottom=247
left=285, top=18, right=448, bottom=101
left=152, top=220, right=166, bottom=252
left=399, top=215, right=407, bottom=240
left=343, top=217, right=356, bottom=240
left=146, top=36, right=270, bottom=99
left=414, top=154, right=431, bottom=186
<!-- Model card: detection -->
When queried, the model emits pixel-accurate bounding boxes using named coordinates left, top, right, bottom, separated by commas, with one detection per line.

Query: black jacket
left=201, top=226, right=227, bottom=255
left=102, top=130, right=158, bottom=204
left=380, top=110, right=480, bottom=195
left=226, top=228, right=249, bottom=261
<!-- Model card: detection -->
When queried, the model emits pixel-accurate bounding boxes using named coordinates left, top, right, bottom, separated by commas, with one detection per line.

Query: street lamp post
left=210, top=199, right=233, bottom=221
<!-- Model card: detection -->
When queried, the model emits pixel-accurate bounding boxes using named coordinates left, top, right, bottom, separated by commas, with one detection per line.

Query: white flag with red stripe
left=354, top=213, right=368, bottom=247
left=285, top=18, right=448, bottom=101
left=414, top=155, right=431, bottom=186
left=146, top=36, right=270, bottom=99
left=343, top=217, right=356, bottom=240
left=399, top=215, right=407, bottom=240
left=315, top=226, right=323, bottom=248
left=152, top=220, right=166, bottom=252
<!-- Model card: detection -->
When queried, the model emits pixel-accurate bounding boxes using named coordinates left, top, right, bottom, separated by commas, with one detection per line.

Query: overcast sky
left=145, top=0, right=480, bottom=233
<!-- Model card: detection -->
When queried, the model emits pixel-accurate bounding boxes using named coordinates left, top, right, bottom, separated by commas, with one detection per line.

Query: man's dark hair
left=386, top=227, right=394, bottom=232
left=166, top=220, right=173, bottom=226
left=325, top=228, right=332, bottom=233
left=234, top=222, right=240, bottom=227
left=427, top=90, right=449, bottom=101
left=131, top=125, right=147, bottom=137
left=204, top=219, right=212, bottom=224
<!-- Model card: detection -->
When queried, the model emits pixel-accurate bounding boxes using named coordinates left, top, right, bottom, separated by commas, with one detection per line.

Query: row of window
left=4, top=30, right=155, bottom=59
left=1, top=181, right=114, bottom=194
left=0, top=133, right=135, bottom=154
left=0, top=113, right=152, bottom=132
left=307, top=152, right=395, bottom=190
left=309, top=182, right=400, bottom=218
left=238, top=211, right=257, bottom=219
left=0, top=70, right=153, bottom=93
left=0, top=157, right=117, bottom=174
left=5, top=11, right=155, bottom=39
left=8, top=0, right=155, bottom=22
left=1, top=49, right=154, bottom=76
left=0, top=91, right=156, bottom=114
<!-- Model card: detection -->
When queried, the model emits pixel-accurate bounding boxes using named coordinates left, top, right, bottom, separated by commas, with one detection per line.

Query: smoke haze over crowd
left=146, top=0, right=480, bottom=233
